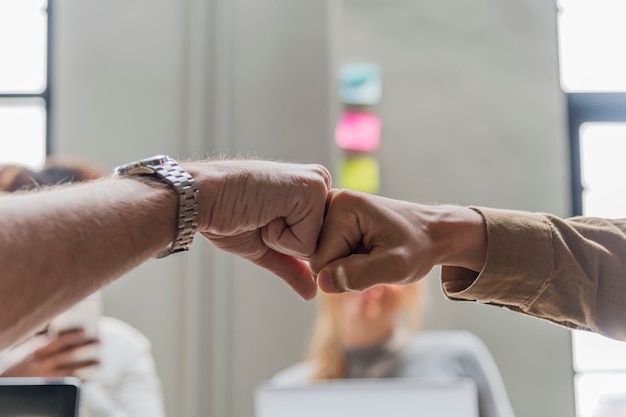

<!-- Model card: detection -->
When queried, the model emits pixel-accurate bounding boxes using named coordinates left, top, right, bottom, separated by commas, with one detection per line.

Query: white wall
left=52, top=0, right=573, bottom=416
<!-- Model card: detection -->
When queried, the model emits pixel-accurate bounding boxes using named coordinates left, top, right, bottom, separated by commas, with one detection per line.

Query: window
left=558, top=1, right=626, bottom=416
left=0, top=0, right=51, bottom=169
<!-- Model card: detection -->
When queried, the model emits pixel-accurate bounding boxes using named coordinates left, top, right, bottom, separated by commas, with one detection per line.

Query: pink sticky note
left=334, top=111, right=381, bottom=152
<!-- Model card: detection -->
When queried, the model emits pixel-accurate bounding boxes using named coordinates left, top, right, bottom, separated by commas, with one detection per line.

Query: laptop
left=255, top=377, right=478, bottom=417
left=0, top=377, right=81, bottom=417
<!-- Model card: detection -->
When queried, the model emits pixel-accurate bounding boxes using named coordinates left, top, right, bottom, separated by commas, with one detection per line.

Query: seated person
left=272, top=282, right=516, bottom=417
left=0, top=158, right=166, bottom=417
left=0, top=293, right=166, bottom=417
left=0, top=156, right=104, bottom=192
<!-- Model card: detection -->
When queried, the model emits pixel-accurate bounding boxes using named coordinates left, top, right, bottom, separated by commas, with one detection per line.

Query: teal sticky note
left=340, top=63, right=382, bottom=105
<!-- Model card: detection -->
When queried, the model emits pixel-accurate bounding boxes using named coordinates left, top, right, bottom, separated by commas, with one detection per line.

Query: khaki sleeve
left=441, top=207, right=626, bottom=341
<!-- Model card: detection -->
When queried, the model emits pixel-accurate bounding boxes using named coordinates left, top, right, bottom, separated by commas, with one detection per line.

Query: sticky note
left=338, top=156, right=380, bottom=194
left=339, top=63, right=382, bottom=105
left=335, top=111, right=381, bottom=152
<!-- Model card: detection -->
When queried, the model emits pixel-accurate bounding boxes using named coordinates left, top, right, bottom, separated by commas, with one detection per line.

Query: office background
left=52, top=0, right=572, bottom=416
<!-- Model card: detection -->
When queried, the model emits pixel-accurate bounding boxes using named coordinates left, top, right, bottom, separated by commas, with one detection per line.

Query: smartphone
left=47, top=293, right=103, bottom=380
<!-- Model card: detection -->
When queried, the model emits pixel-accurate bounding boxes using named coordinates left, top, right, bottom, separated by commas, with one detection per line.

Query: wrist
left=114, top=155, right=199, bottom=257
left=429, top=205, right=487, bottom=272
left=181, top=160, right=227, bottom=233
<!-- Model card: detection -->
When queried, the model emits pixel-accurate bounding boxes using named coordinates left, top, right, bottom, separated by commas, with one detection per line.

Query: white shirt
left=0, top=316, right=166, bottom=417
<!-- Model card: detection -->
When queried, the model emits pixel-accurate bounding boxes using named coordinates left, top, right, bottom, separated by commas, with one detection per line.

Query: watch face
left=136, top=154, right=169, bottom=166
left=114, top=155, right=171, bottom=176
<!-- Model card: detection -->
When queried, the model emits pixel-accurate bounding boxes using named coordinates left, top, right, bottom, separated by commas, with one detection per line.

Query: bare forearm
left=0, top=178, right=175, bottom=349
left=0, top=158, right=331, bottom=348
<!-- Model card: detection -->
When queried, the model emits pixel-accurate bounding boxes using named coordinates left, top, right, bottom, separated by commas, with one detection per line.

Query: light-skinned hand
left=0, top=329, right=99, bottom=378
left=188, top=160, right=332, bottom=300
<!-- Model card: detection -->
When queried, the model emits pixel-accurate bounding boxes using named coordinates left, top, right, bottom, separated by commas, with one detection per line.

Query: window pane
left=575, top=373, right=626, bottom=417
left=0, top=100, right=46, bottom=169
left=0, top=0, right=48, bottom=93
left=573, top=330, right=626, bottom=372
left=558, top=0, right=626, bottom=92
left=580, top=123, right=626, bottom=218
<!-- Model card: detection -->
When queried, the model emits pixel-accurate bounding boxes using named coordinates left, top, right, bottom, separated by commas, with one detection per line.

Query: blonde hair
left=307, top=281, right=425, bottom=380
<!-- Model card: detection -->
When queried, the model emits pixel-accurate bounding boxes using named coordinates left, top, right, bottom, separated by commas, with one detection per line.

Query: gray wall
left=338, top=1, right=573, bottom=416
left=52, top=0, right=573, bottom=416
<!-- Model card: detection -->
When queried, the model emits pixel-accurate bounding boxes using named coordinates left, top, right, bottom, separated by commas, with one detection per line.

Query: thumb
left=317, top=250, right=409, bottom=293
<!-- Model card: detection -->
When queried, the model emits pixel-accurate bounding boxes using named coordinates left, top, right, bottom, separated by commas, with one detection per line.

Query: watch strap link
left=154, top=160, right=199, bottom=258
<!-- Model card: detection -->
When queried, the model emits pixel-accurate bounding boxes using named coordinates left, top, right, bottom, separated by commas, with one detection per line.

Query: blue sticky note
left=340, top=63, right=382, bottom=105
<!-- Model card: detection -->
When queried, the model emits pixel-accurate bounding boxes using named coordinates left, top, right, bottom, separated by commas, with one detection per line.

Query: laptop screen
left=0, top=377, right=80, bottom=417
left=255, top=378, right=478, bottom=417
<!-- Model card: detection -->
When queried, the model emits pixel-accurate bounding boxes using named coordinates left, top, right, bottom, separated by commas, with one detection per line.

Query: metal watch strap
left=114, top=155, right=199, bottom=258
left=153, top=159, right=199, bottom=258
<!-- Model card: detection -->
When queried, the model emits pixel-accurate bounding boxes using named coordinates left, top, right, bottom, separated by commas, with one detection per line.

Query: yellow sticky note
left=338, top=156, right=380, bottom=194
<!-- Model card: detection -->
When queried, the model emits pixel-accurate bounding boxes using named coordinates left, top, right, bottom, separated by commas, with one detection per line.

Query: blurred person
left=0, top=160, right=166, bottom=417
left=273, top=282, right=515, bottom=417
left=0, top=294, right=166, bottom=417
left=0, top=156, right=103, bottom=193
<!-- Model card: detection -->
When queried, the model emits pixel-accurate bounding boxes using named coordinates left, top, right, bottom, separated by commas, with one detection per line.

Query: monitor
left=255, top=377, right=478, bottom=417
left=0, top=377, right=80, bottom=417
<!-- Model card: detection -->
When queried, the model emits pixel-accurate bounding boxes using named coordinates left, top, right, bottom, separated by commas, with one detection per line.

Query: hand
left=188, top=160, right=331, bottom=300
left=310, top=190, right=487, bottom=293
left=0, top=329, right=99, bottom=378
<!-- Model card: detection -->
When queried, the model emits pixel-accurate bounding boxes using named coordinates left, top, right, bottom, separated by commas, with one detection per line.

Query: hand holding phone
left=47, top=293, right=103, bottom=380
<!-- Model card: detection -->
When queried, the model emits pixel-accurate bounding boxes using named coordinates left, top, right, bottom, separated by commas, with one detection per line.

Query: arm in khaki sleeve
left=0, top=159, right=330, bottom=350
left=311, top=190, right=626, bottom=341
left=442, top=207, right=626, bottom=341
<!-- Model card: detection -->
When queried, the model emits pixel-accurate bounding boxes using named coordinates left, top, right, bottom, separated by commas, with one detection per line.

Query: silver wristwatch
left=113, top=155, right=199, bottom=258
